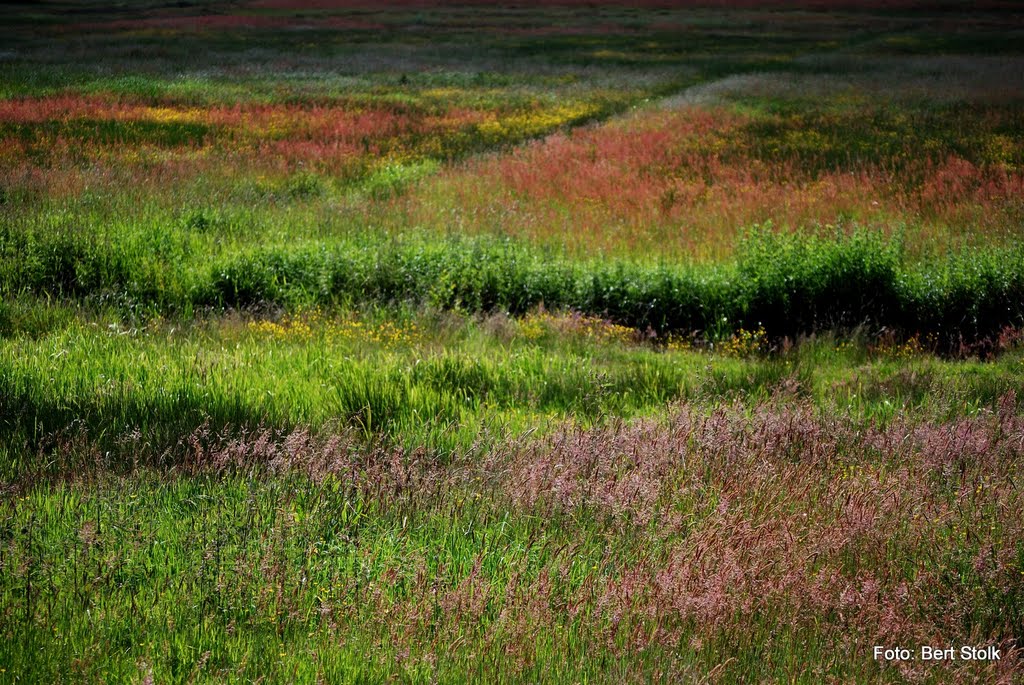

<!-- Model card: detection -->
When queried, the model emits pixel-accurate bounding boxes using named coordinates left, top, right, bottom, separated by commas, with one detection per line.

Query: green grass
left=0, top=472, right=804, bottom=683
left=4, top=223, right=1023, bottom=348
left=4, top=390, right=1023, bottom=683
left=1, top=310, right=1021, bottom=481
left=3, top=1, right=1024, bottom=682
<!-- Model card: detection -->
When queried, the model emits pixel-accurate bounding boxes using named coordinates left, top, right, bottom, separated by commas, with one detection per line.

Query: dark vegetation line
left=3, top=227, right=1023, bottom=349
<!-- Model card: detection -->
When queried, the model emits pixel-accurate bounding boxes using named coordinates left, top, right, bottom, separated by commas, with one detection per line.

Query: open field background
left=2, top=1, right=1024, bottom=682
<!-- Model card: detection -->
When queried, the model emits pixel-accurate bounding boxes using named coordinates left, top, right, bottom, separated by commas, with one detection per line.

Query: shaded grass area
left=0, top=118, right=215, bottom=148
left=733, top=100, right=1024, bottom=174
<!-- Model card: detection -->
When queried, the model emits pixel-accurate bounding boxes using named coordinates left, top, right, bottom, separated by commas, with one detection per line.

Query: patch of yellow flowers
left=664, top=333, right=693, bottom=352
left=518, top=311, right=637, bottom=344
left=138, top=106, right=207, bottom=125
left=477, top=102, right=601, bottom=141
left=248, top=311, right=419, bottom=347
left=718, top=326, right=768, bottom=357
left=870, top=333, right=929, bottom=359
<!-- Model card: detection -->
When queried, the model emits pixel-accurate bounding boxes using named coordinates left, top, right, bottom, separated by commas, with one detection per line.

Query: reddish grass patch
left=409, top=105, right=1023, bottom=258
left=490, top=397, right=1024, bottom=679
left=101, top=396, right=1024, bottom=681
left=0, top=93, right=496, bottom=195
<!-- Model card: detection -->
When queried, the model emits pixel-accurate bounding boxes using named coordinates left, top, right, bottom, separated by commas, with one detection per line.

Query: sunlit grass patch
left=407, top=87, right=1023, bottom=259
left=4, top=393, right=1024, bottom=681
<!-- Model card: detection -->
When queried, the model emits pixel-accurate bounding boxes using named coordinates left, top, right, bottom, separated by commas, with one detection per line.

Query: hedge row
left=3, top=226, right=1023, bottom=344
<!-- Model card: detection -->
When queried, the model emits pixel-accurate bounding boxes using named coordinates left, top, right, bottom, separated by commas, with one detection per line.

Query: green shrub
left=4, top=226, right=1024, bottom=346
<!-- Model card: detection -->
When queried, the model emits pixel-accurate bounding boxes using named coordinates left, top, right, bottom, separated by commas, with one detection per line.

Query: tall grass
left=2, top=310, right=1022, bottom=481
left=3, top=398, right=1022, bottom=683
left=4, top=225, right=1022, bottom=347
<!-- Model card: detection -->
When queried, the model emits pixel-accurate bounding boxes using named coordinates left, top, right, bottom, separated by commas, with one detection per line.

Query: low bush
left=4, top=225, right=1023, bottom=347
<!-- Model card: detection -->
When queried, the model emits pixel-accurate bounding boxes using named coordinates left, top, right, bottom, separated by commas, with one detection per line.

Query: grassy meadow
left=2, top=1, right=1024, bottom=682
